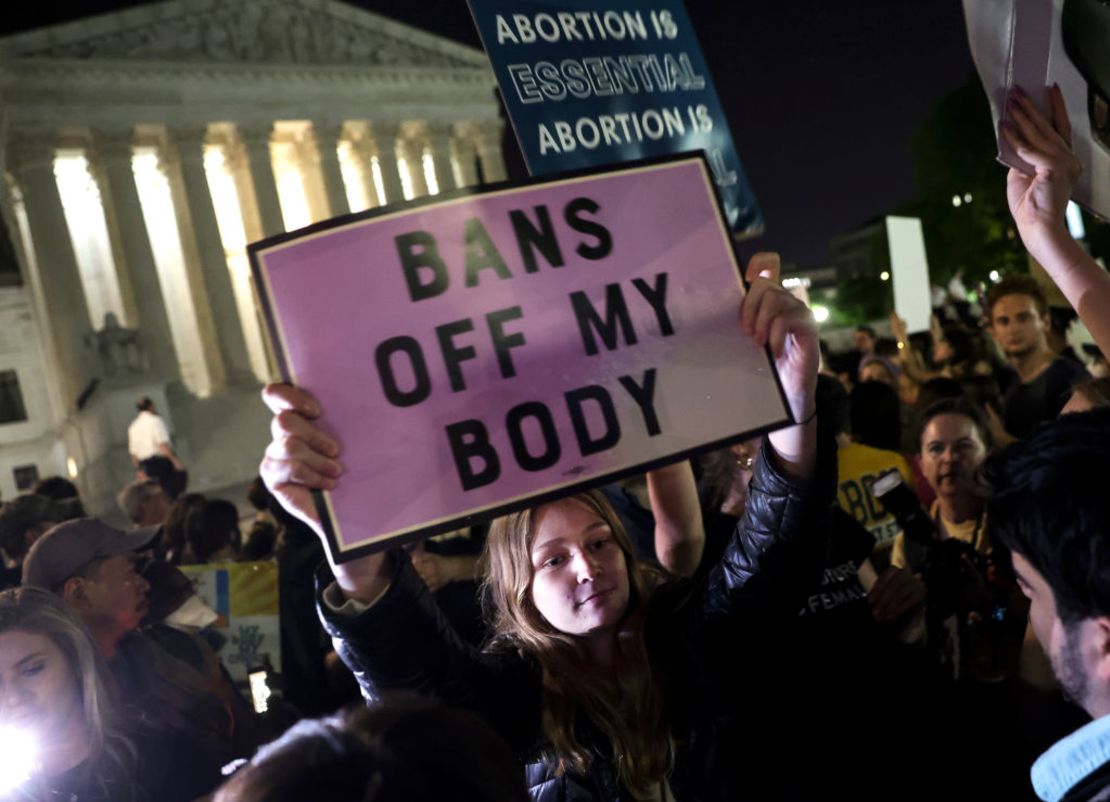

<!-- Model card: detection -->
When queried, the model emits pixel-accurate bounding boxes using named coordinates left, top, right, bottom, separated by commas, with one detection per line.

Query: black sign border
left=249, top=150, right=794, bottom=564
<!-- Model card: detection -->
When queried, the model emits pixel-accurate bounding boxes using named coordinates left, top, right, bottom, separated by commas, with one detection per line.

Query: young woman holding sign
left=259, top=253, right=830, bottom=802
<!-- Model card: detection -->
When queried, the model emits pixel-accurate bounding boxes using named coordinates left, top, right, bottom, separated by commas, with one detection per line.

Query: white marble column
left=237, top=123, right=285, bottom=237
left=425, top=123, right=458, bottom=194
left=85, top=148, right=138, bottom=331
left=90, top=128, right=180, bottom=379
left=475, top=119, right=508, bottom=183
left=370, top=122, right=406, bottom=204
left=399, top=135, right=428, bottom=198
left=169, top=125, right=254, bottom=386
left=344, top=133, right=379, bottom=210
left=223, top=141, right=265, bottom=244
left=7, top=132, right=96, bottom=410
left=452, top=126, right=481, bottom=188
left=312, top=120, right=350, bottom=218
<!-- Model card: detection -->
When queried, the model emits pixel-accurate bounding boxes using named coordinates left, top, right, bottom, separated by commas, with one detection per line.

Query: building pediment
left=0, top=0, right=488, bottom=70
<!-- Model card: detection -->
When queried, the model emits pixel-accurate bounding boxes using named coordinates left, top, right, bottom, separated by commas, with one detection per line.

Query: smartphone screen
left=248, top=669, right=271, bottom=714
left=871, top=469, right=904, bottom=498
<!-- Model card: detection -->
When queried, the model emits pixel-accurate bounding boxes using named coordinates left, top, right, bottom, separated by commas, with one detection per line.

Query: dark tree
left=904, top=76, right=1026, bottom=286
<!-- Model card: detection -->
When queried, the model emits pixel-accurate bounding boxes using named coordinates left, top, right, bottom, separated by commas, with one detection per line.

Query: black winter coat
left=318, top=442, right=835, bottom=802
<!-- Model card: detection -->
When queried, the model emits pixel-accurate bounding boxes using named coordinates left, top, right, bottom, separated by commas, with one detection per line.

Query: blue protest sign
left=467, top=2, right=763, bottom=236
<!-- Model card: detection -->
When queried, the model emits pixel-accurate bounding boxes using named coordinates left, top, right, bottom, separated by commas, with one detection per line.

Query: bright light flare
left=249, top=672, right=272, bottom=714
left=1066, top=201, right=1086, bottom=240
left=422, top=151, right=439, bottom=196
left=0, top=725, right=39, bottom=793
left=880, top=271, right=890, bottom=281
left=989, top=270, right=1001, bottom=282
left=811, top=304, right=830, bottom=324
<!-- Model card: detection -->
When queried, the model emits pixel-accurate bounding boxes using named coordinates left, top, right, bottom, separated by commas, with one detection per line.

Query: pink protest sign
left=251, top=154, right=791, bottom=562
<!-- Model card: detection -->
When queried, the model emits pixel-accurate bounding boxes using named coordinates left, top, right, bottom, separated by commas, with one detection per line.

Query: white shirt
left=128, top=410, right=171, bottom=461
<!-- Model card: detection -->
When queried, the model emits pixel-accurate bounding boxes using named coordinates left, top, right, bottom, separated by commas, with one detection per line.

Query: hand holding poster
left=250, top=155, right=790, bottom=562
left=467, top=0, right=763, bottom=235
left=963, top=0, right=1110, bottom=221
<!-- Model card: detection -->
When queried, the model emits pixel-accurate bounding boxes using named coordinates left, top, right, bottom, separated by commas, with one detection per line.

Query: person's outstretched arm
left=699, top=253, right=829, bottom=623
left=1004, top=84, right=1110, bottom=357
left=258, top=385, right=539, bottom=746
left=260, top=383, right=392, bottom=604
left=743, top=253, right=818, bottom=481
left=645, top=460, right=704, bottom=578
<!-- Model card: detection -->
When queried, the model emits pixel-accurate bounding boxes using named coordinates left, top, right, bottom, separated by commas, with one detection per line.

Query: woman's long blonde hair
left=0, top=587, right=136, bottom=799
left=482, top=490, right=671, bottom=799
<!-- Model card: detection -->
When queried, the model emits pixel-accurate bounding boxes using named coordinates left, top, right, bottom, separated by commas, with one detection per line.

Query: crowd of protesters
left=0, top=84, right=1109, bottom=802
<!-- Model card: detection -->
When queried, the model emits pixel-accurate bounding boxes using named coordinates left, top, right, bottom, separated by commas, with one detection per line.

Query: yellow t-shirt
left=836, top=442, right=914, bottom=546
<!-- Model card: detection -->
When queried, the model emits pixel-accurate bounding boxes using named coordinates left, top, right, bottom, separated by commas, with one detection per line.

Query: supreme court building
left=0, top=0, right=505, bottom=512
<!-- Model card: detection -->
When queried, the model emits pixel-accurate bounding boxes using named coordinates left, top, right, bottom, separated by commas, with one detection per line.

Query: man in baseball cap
left=23, top=518, right=158, bottom=657
left=21, top=517, right=271, bottom=796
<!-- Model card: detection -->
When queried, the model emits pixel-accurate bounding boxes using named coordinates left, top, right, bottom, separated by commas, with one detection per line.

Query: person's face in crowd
left=1012, top=552, right=1102, bottom=715
left=0, top=629, right=82, bottom=745
left=529, top=498, right=630, bottom=642
left=860, top=362, right=895, bottom=387
left=933, top=333, right=953, bottom=365
left=853, top=330, right=875, bottom=355
left=66, top=555, right=150, bottom=649
left=138, top=487, right=171, bottom=527
left=920, top=413, right=988, bottom=502
left=990, top=293, right=1049, bottom=359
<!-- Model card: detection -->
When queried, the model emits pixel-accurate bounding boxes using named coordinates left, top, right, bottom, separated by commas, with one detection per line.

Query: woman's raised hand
left=739, top=252, right=819, bottom=420
left=1001, top=84, right=1110, bottom=359
left=260, top=383, right=393, bottom=602
left=259, top=383, right=343, bottom=536
left=1002, top=84, right=1081, bottom=262
left=739, top=252, right=819, bottom=479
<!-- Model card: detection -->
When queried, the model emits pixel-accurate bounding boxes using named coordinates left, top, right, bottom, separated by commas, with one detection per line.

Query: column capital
left=295, top=136, right=322, bottom=167
left=453, top=133, right=478, bottom=155
left=369, top=120, right=403, bottom=145
left=236, top=122, right=275, bottom=151
left=89, top=127, right=138, bottom=164
left=473, top=119, right=505, bottom=148
left=425, top=122, right=455, bottom=146
left=167, top=125, right=213, bottom=162
left=397, top=135, right=425, bottom=158
left=312, top=119, right=347, bottom=144
left=6, top=131, right=59, bottom=173
left=221, top=140, right=248, bottom=173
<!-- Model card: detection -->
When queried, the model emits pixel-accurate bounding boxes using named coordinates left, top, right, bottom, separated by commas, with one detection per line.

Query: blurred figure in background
left=215, top=697, right=527, bottom=802
left=117, top=480, right=171, bottom=530
left=0, top=495, right=81, bottom=591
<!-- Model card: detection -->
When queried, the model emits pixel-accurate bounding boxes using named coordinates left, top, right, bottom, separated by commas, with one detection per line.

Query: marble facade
left=0, top=0, right=506, bottom=510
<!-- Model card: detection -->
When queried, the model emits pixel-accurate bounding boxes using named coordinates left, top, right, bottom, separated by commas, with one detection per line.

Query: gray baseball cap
left=22, top=518, right=160, bottom=590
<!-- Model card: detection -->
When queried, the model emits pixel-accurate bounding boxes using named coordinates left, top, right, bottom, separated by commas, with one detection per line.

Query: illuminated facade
left=0, top=0, right=505, bottom=510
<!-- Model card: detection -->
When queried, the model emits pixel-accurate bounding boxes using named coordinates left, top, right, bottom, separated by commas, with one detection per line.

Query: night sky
left=0, top=1, right=979, bottom=267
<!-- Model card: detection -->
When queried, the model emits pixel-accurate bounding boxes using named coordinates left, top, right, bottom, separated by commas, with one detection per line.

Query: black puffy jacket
left=318, top=441, right=835, bottom=802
